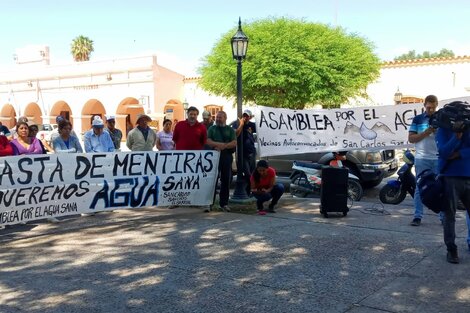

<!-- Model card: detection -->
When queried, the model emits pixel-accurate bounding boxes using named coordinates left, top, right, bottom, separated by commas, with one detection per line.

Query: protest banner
left=255, top=103, right=423, bottom=156
left=0, top=151, right=219, bottom=226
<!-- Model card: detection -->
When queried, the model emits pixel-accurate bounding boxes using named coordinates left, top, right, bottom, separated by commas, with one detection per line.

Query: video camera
left=429, top=101, right=470, bottom=132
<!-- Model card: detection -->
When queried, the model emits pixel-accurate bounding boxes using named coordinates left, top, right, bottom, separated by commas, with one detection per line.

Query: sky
left=1, top=0, right=470, bottom=76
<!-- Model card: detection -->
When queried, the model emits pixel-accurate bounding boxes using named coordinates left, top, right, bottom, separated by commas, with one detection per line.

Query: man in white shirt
left=84, top=116, right=115, bottom=153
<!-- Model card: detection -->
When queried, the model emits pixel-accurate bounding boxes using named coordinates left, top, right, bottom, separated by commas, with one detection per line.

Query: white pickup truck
left=36, top=123, right=58, bottom=143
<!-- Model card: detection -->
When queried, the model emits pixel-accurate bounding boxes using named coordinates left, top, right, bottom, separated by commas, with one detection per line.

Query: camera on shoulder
left=430, top=101, right=470, bottom=132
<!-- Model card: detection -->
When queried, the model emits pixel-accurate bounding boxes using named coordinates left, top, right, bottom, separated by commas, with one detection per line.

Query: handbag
left=417, top=169, right=445, bottom=213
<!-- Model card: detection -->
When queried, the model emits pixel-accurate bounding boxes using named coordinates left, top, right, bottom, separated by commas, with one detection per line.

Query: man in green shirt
left=207, top=111, right=237, bottom=212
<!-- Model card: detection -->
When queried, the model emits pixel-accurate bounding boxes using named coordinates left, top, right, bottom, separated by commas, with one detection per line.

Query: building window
left=204, top=105, right=223, bottom=120
left=401, top=96, right=424, bottom=104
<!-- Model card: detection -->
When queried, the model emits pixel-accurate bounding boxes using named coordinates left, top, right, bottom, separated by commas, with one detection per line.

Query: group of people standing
left=171, top=106, right=284, bottom=213
left=0, top=106, right=284, bottom=224
left=409, top=95, right=470, bottom=264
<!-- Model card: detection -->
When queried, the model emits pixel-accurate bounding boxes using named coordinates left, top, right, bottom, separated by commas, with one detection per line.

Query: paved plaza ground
left=1, top=194, right=469, bottom=313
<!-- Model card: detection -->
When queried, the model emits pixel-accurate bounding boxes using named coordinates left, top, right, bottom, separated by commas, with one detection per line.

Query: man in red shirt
left=173, top=106, right=207, bottom=150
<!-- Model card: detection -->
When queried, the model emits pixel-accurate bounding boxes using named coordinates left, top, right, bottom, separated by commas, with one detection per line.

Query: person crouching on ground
left=250, top=160, right=284, bottom=215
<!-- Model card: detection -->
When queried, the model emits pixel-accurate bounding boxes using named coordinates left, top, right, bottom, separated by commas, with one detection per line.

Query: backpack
left=417, top=169, right=445, bottom=213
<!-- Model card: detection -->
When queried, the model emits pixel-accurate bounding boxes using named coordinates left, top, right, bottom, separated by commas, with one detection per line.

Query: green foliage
left=198, top=17, right=380, bottom=109
left=71, top=35, right=94, bottom=62
left=394, top=48, right=455, bottom=61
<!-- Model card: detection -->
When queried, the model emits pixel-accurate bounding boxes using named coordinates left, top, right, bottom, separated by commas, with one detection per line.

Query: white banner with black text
left=255, top=104, right=423, bottom=156
left=0, top=151, right=219, bottom=226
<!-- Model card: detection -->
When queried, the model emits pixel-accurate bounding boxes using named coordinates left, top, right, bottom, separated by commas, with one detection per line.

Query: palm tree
left=71, top=35, right=94, bottom=62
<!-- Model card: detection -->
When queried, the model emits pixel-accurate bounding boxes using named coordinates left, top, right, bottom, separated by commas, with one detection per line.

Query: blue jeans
left=466, top=211, right=470, bottom=245
left=414, top=158, right=442, bottom=220
left=442, top=177, right=470, bottom=251
left=241, top=153, right=256, bottom=195
left=253, top=183, right=284, bottom=210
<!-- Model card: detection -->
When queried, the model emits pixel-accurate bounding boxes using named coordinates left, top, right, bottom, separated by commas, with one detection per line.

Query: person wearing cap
left=231, top=109, right=257, bottom=196
left=84, top=116, right=115, bottom=153
left=201, top=110, right=214, bottom=130
left=0, top=122, right=11, bottom=137
left=105, top=115, right=123, bottom=150
left=126, top=114, right=157, bottom=151
left=173, top=106, right=207, bottom=150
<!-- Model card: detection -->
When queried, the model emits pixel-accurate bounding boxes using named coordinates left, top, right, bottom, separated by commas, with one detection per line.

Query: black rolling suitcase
left=320, top=166, right=349, bottom=217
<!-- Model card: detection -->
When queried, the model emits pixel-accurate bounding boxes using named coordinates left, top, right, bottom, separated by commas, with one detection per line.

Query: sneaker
left=447, top=250, right=459, bottom=264
left=267, top=204, right=276, bottom=213
left=410, top=218, right=421, bottom=226
left=47, top=217, right=60, bottom=223
left=258, top=210, right=267, bottom=216
left=221, top=205, right=231, bottom=212
left=203, top=206, right=211, bottom=213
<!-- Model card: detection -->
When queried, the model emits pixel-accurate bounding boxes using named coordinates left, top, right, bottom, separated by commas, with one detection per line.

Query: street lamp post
left=231, top=17, right=249, bottom=201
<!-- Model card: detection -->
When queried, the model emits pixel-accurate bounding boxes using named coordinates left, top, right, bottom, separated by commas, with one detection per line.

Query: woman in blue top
left=52, top=120, right=83, bottom=153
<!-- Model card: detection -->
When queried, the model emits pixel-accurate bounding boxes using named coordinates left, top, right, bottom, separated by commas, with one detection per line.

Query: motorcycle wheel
left=379, top=184, right=407, bottom=205
left=347, top=179, right=363, bottom=201
left=290, top=172, right=313, bottom=198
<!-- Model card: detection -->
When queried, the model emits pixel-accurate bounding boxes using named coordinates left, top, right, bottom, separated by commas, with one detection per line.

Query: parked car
left=229, top=122, right=398, bottom=188
left=261, top=149, right=398, bottom=188
left=36, top=123, right=58, bottom=143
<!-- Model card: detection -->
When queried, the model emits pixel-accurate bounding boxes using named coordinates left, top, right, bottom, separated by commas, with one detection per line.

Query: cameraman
left=435, top=101, right=470, bottom=264
left=408, top=95, right=441, bottom=226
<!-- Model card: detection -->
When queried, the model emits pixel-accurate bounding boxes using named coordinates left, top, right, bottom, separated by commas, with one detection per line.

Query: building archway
left=24, top=102, right=43, bottom=125
left=50, top=101, right=73, bottom=125
left=163, top=99, right=184, bottom=128
left=81, top=99, right=106, bottom=132
left=0, top=104, right=17, bottom=129
left=116, top=97, right=144, bottom=139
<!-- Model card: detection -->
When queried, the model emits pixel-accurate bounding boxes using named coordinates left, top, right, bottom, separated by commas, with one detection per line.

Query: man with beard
left=173, top=106, right=207, bottom=150
left=207, top=111, right=237, bottom=212
left=105, top=115, right=123, bottom=150
left=171, top=106, right=209, bottom=211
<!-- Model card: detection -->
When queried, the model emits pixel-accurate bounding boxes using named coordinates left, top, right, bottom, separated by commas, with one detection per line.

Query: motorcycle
left=289, top=152, right=363, bottom=201
left=379, top=150, right=415, bottom=204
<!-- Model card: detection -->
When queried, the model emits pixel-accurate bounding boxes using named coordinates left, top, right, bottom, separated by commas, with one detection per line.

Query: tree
left=198, top=18, right=380, bottom=109
left=71, top=35, right=94, bottom=62
left=394, top=48, right=455, bottom=61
